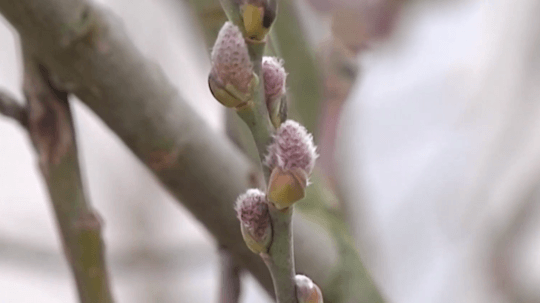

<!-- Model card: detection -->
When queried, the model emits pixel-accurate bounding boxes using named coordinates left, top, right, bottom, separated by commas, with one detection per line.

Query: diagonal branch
left=0, top=0, right=273, bottom=294
left=0, top=90, right=28, bottom=128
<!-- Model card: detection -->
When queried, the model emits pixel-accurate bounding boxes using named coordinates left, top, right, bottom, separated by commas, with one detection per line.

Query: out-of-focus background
left=1, top=0, right=540, bottom=302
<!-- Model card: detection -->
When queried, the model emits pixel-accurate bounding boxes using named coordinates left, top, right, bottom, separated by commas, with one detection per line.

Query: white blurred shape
left=336, top=0, right=528, bottom=302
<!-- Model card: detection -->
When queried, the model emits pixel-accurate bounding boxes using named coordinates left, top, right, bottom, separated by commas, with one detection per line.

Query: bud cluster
left=212, top=5, right=323, bottom=301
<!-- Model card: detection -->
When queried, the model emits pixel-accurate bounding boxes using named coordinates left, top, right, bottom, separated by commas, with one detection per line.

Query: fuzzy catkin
left=265, top=120, right=318, bottom=174
left=235, top=189, right=270, bottom=240
left=262, top=56, right=287, bottom=102
left=210, top=22, right=254, bottom=93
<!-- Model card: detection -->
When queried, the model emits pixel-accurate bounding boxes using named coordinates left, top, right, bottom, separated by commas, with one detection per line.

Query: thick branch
left=0, top=0, right=273, bottom=293
left=22, top=48, right=114, bottom=303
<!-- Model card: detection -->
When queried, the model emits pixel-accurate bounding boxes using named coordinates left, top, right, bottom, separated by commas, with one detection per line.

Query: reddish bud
left=265, top=120, right=317, bottom=174
left=235, top=189, right=272, bottom=253
left=262, top=56, right=287, bottom=102
left=262, top=56, right=288, bottom=128
left=209, top=22, right=257, bottom=108
left=295, top=275, right=324, bottom=303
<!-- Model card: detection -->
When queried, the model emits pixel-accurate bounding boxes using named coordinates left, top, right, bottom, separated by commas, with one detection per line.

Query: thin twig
left=22, top=47, right=114, bottom=303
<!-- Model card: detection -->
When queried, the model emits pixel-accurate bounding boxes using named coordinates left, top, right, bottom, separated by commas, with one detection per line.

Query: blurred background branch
left=218, top=247, right=242, bottom=303
left=0, top=48, right=115, bottom=303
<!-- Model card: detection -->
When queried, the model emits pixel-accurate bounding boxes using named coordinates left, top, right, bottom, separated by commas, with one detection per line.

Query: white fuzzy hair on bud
left=264, top=120, right=318, bottom=175
left=210, top=22, right=254, bottom=94
left=235, top=189, right=270, bottom=240
left=262, top=56, right=287, bottom=102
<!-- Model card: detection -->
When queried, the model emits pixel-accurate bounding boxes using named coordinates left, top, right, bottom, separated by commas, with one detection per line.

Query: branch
left=213, top=2, right=300, bottom=302
left=21, top=47, right=114, bottom=303
left=218, top=247, right=242, bottom=303
left=0, top=0, right=274, bottom=294
left=183, top=10, right=346, bottom=299
left=0, top=90, right=27, bottom=128
left=0, top=1, right=381, bottom=301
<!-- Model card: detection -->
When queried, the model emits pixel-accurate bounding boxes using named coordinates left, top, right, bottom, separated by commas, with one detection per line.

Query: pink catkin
left=211, top=22, right=254, bottom=93
left=235, top=189, right=270, bottom=240
left=265, top=120, right=318, bottom=174
left=262, top=57, right=287, bottom=102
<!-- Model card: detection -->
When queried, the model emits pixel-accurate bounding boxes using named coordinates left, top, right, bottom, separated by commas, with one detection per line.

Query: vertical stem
left=237, top=38, right=275, bottom=182
left=219, top=247, right=242, bottom=303
left=22, top=47, right=114, bottom=303
left=215, top=1, right=298, bottom=302
left=262, top=206, right=296, bottom=303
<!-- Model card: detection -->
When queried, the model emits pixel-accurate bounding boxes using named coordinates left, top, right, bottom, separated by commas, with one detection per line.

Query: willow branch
left=0, top=0, right=372, bottom=299
left=184, top=0, right=383, bottom=302
left=0, top=0, right=275, bottom=294
left=215, top=1, right=299, bottom=302
left=21, top=48, right=113, bottom=303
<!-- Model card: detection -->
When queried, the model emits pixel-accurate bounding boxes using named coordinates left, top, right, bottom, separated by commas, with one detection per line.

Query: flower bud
left=241, top=0, right=276, bottom=41
left=295, top=275, right=323, bottom=303
left=264, top=120, right=318, bottom=209
left=262, top=56, right=287, bottom=128
left=267, top=166, right=307, bottom=209
left=235, top=189, right=272, bottom=253
left=209, top=22, right=258, bottom=108
left=262, top=57, right=287, bottom=101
